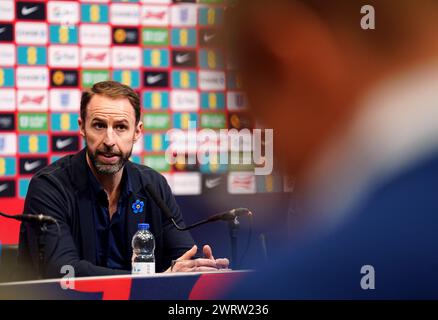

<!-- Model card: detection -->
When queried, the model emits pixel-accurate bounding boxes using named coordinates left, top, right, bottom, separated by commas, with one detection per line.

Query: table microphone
left=144, top=184, right=252, bottom=231
left=0, top=212, right=58, bottom=225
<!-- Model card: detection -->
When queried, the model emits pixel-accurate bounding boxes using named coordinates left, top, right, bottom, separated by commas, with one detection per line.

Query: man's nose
left=103, top=127, right=116, bottom=147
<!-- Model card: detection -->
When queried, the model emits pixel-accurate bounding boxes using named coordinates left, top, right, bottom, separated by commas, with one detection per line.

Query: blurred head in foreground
left=219, top=0, right=438, bottom=298
left=230, top=0, right=438, bottom=184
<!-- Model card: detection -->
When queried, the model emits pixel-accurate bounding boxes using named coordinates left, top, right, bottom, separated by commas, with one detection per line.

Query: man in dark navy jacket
left=18, top=81, right=228, bottom=279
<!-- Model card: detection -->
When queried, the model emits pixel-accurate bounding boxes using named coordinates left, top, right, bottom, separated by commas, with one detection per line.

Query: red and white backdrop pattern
left=0, top=0, right=284, bottom=244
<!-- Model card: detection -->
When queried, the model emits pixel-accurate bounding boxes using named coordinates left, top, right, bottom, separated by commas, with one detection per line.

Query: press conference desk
left=0, top=270, right=249, bottom=300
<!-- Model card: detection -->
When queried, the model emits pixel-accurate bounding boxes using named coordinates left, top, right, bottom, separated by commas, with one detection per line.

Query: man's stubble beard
left=86, top=143, right=133, bottom=175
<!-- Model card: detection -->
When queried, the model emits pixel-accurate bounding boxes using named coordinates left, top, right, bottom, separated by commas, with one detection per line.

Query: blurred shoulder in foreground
left=222, top=0, right=438, bottom=298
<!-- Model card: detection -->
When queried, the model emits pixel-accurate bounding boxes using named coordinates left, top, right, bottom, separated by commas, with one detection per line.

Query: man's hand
left=165, top=245, right=230, bottom=273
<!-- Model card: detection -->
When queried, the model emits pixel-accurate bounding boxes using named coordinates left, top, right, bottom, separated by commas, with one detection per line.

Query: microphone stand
left=228, top=217, right=239, bottom=270
left=145, top=184, right=254, bottom=269
left=37, top=223, right=48, bottom=279
left=175, top=210, right=246, bottom=269
left=0, top=212, right=60, bottom=279
left=169, top=212, right=244, bottom=269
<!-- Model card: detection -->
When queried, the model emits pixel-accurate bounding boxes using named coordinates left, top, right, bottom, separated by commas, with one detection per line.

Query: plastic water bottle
left=132, top=223, right=155, bottom=275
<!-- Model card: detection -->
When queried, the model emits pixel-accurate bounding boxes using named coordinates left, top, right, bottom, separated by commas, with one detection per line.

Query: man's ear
left=133, top=121, right=143, bottom=143
left=78, top=117, right=85, bottom=137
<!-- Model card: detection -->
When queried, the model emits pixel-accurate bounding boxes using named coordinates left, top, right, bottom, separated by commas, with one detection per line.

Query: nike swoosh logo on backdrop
left=22, top=6, right=39, bottom=16
left=176, top=53, right=190, bottom=64
left=205, top=177, right=222, bottom=189
left=203, top=33, right=216, bottom=43
left=0, top=184, right=8, bottom=193
left=24, top=160, right=42, bottom=172
left=56, top=138, right=73, bottom=149
left=147, top=74, right=163, bottom=84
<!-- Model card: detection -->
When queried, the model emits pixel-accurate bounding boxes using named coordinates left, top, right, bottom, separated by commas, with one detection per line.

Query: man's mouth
left=97, top=152, right=121, bottom=163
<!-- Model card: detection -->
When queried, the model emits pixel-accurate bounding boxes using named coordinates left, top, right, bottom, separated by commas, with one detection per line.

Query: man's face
left=79, top=94, right=142, bottom=175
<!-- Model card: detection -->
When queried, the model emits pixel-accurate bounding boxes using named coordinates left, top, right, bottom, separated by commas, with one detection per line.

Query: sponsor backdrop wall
left=0, top=0, right=290, bottom=265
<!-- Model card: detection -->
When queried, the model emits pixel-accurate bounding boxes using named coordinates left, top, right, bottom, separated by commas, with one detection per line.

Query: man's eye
left=116, top=125, right=127, bottom=131
left=93, top=123, right=105, bottom=129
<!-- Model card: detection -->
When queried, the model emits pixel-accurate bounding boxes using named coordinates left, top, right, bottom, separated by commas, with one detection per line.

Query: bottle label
left=132, top=262, right=155, bottom=275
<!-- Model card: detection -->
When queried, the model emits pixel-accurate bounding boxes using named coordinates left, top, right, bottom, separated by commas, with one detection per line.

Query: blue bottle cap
left=138, top=223, right=149, bottom=230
